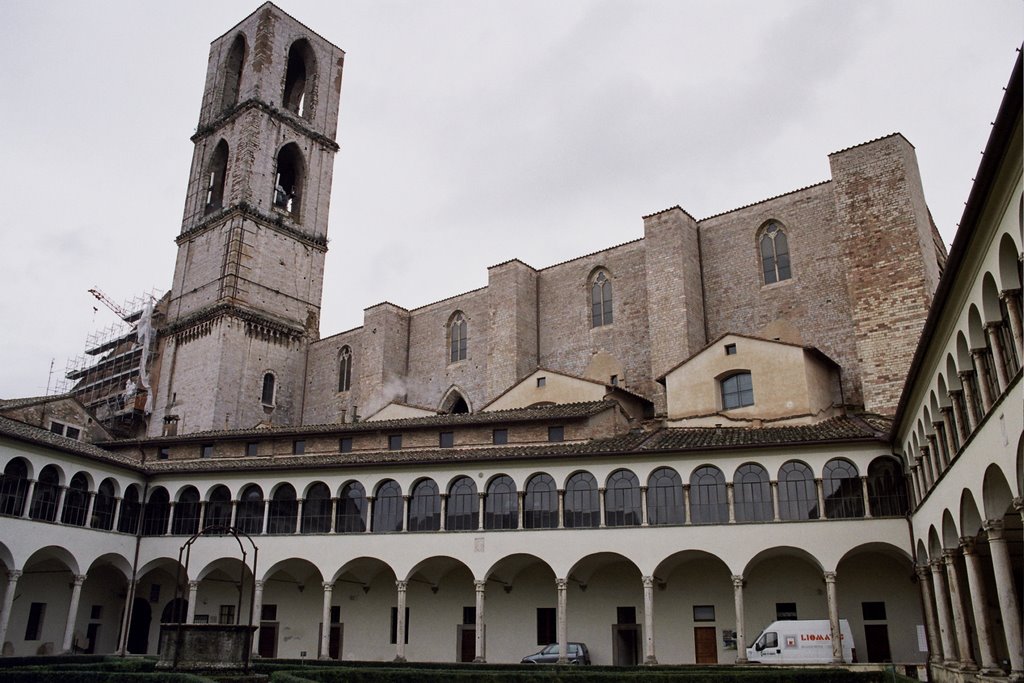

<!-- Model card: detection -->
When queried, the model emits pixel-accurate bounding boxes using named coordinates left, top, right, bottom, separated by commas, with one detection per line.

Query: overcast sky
left=0, top=1, right=1020, bottom=399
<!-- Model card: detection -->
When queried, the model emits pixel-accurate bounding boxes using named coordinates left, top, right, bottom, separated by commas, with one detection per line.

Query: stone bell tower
left=149, top=3, right=345, bottom=435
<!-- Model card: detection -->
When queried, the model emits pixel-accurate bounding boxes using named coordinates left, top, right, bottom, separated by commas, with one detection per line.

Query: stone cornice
left=177, top=202, right=328, bottom=250
left=192, top=98, right=340, bottom=152
left=163, top=301, right=306, bottom=341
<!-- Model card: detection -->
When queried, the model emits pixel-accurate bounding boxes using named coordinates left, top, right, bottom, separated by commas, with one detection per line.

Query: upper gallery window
left=273, top=143, right=305, bottom=218
left=449, top=312, right=467, bottom=363
left=338, top=346, right=352, bottom=392
left=721, top=371, right=754, bottom=409
left=282, top=39, right=317, bottom=120
left=219, top=34, right=246, bottom=113
left=261, top=372, right=276, bottom=406
left=204, top=140, right=229, bottom=213
left=759, top=221, right=792, bottom=284
left=591, top=270, right=613, bottom=327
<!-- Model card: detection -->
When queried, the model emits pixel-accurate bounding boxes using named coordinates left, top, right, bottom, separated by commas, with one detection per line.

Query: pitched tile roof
left=0, top=416, right=142, bottom=469
left=640, top=416, right=888, bottom=451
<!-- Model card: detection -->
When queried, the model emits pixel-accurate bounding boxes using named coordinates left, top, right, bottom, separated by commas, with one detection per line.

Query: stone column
left=971, top=349, right=996, bottom=412
left=55, top=486, right=68, bottom=524
left=943, top=548, right=977, bottom=669
left=21, top=480, right=35, bottom=519
left=770, top=481, right=781, bottom=521
left=915, top=564, right=943, bottom=663
left=985, top=322, right=1010, bottom=392
left=84, top=492, right=97, bottom=528
left=920, top=448, right=934, bottom=490
left=517, top=492, right=525, bottom=529
left=556, top=578, right=568, bottom=664
left=438, top=494, right=448, bottom=532
left=394, top=581, right=408, bottom=662
left=860, top=477, right=872, bottom=518
left=908, top=465, right=921, bottom=505
left=329, top=497, right=338, bottom=533
left=957, top=371, right=980, bottom=431
left=642, top=576, right=657, bottom=665
left=732, top=575, right=747, bottom=663
left=948, top=389, right=970, bottom=443
left=251, top=580, right=265, bottom=657
left=824, top=571, right=842, bottom=663
left=932, top=422, right=950, bottom=469
left=959, top=537, right=998, bottom=672
left=61, top=574, right=86, bottom=653
left=557, top=490, right=565, bottom=530
left=111, top=496, right=123, bottom=531
left=320, top=582, right=333, bottom=659
left=985, top=519, right=1024, bottom=677
left=683, top=484, right=692, bottom=524
left=186, top=580, right=199, bottom=623
left=0, top=570, right=23, bottom=650
left=166, top=502, right=176, bottom=535
left=940, top=406, right=959, bottom=455
left=117, top=579, right=137, bottom=656
left=477, top=493, right=486, bottom=532
left=639, top=486, right=649, bottom=527
left=1000, top=289, right=1023, bottom=360
left=726, top=482, right=736, bottom=523
left=927, top=434, right=943, bottom=477
left=598, top=487, right=607, bottom=528
left=930, top=560, right=957, bottom=664
left=229, top=500, right=238, bottom=529
left=401, top=495, right=411, bottom=533
left=474, top=579, right=486, bottom=662
left=816, top=479, right=827, bottom=520
left=365, top=496, right=375, bottom=532
left=295, top=499, right=304, bottom=534
left=261, top=499, right=270, bottom=535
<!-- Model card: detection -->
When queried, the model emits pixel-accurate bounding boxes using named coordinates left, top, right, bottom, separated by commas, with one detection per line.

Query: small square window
left=292, top=440, right=305, bottom=455
left=462, top=606, right=476, bottom=625
left=261, top=604, right=277, bottom=621
left=158, top=447, right=170, bottom=461
left=200, top=444, right=214, bottom=459
left=776, top=602, right=798, bottom=620
left=246, top=442, right=259, bottom=457
left=65, top=426, right=81, bottom=440
left=862, top=601, right=886, bottom=620
left=617, top=606, right=636, bottom=624
left=90, top=605, right=103, bottom=620
left=388, top=435, right=403, bottom=450
left=339, top=437, right=353, bottom=453
left=548, top=426, right=564, bottom=442
left=724, top=343, right=737, bottom=355
left=49, top=421, right=65, bottom=435
left=693, top=605, right=715, bottom=622
left=439, top=432, right=454, bottom=448
left=536, top=377, right=546, bottom=387
left=492, top=429, right=508, bottom=445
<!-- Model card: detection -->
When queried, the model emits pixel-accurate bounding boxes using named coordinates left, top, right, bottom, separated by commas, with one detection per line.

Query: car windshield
left=541, top=645, right=559, bottom=654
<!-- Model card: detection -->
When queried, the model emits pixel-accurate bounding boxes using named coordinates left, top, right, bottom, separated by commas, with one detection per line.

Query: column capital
left=7, top=570, right=23, bottom=581
left=322, top=581, right=334, bottom=591
left=477, top=492, right=486, bottom=499
left=439, top=493, right=448, bottom=501
left=642, top=576, right=654, bottom=589
left=731, top=575, right=745, bottom=588
left=959, top=536, right=979, bottom=555
left=73, top=574, right=87, bottom=586
left=983, top=518, right=1005, bottom=540
left=725, top=481, right=734, bottom=489
left=395, top=580, right=408, bottom=592
left=188, top=580, right=200, bottom=590
left=557, top=489, right=565, bottom=495
left=939, top=405, right=954, bottom=415
left=254, top=580, right=265, bottom=589
left=365, top=495, right=375, bottom=503
left=1013, top=496, right=1023, bottom=514
left=941, top=547, right=960, bottom=563
left=402, top=495, right=411, bottom=502
left=639, top=485, right=648, bottom=493
left=929, top=559, right=944, bottom=573
left=474, top=579, right=486, bottom=591
left=555, top=577, right=568, bottom=591
left=957, top=369, right=975, bottom=380
left=983, top=320, right=1003, bottom=332
left=914, top=564, right=931, bottom=579
left=823, top=571, right=837, bottom=583
left=598, top=487, right=606, bottom=494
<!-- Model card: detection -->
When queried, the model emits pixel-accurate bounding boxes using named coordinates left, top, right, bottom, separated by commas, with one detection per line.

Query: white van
left=747, top=619, right=855, bottom=664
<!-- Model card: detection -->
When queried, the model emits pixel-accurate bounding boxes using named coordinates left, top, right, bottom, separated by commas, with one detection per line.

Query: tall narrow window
left=337, top=482, right=367, bottom=533
left=605, top=469, right=641, bottom=527
left=484, top=475, right=517, bottom=530
left=261, top=373, right=276, bottom=406
left=564, top=472, right=599, bottom=528
left=721, top=371, right=754, bottom=409
left=408, top=479, right=440, bottom=531
left=447, top=477, right=478, bottom=531
left=591, top=270, right=613, bottom=327
left=373, top=480, right=404, bottom=532
left=450, top=313, right=467, bottom=363
left=282, top=39, right=317, bottom=119
left=733, top=464, right=772, bottom=522
left=778, top=461, right=818, bottom=520
left=338, top=346, right=352, bottom=392
left=689, top=466, right=727, bottom=524
left=273, top=143, right=305, bottom=218
left=205, top=140, right=229, bottom=213
left=823, top=458, right=864, bottom=519
left=759, top=221, right=791, bottom=284
left=647, top=467, right=684, bottom=525
left=523, top=474, right=558, bottom=529
left=219, top=34, right=246, bottom=113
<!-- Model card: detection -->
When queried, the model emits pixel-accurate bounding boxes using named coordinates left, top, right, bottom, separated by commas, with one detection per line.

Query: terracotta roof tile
left=641, top=416, right=886, bottom=450
left=0, top=416, right=142, bottom=469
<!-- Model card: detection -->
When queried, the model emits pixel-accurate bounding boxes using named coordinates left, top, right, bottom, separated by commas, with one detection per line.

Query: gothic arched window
left=338, top=346, right=352, bottom=392
left=273, top=143, right=305, bottom=218
left=449, top=313, right=467, bottom=363
left=205, top=140, right=229, bottom=214
left=219, top=34, right=246, bottom=113
left=282, top=39, right=317, bottom=119
left=759, top=221, right=792, bottom=284
left=591, top=270, right=613, bottom=327
left=261, top=372, right=276, bottom=406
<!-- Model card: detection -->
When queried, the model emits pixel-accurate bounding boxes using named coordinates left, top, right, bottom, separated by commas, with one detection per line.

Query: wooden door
left=459, top=626, right=475, bottom=662
left=258, top=622, right=278, bottom=658
left=329, top=624, right=342, bottom=660
left=864, top=624, right=891, bottom=662
left=694, top=626, right=718, bottom=664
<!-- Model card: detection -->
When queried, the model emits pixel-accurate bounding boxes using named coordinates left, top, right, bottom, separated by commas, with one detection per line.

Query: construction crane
left=88, top=287, right=134, bottom=322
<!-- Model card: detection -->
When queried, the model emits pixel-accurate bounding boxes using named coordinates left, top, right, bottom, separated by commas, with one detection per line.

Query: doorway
left=126, top=598, right=151, bottom=654
left=458, top=626, right=475, bottom=662
left=694, top=626, right=718, bottom=664
left=864, top=624, right=891, bottom=662
left=258, top=622, right=278, bottom=658
left=612, top=624, right=640, bottom=665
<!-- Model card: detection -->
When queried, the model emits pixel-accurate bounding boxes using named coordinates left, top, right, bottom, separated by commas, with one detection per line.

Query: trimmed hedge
left=0, top=673, right=213, bottom=683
